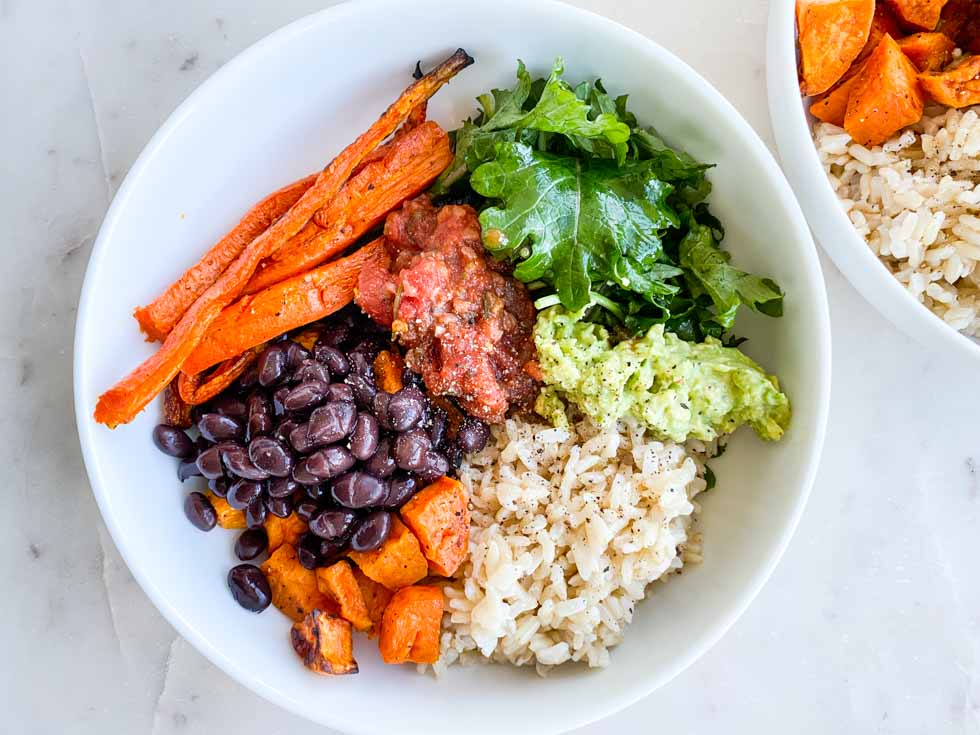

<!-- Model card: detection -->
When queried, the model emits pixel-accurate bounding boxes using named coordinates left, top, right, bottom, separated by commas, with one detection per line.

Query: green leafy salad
left=434, top=59, right=791, bottom=443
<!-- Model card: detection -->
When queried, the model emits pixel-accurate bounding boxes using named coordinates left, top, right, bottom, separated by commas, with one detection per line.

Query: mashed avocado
left=533, top=307, right=791, bottom=442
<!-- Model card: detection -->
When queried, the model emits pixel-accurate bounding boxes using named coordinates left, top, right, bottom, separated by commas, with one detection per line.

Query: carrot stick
left=134, top=173, right=317, bottom=341
left=182, top=239, right=388, bottom=375
left=177, top=344, right=265, bottom=405
left=94, top=48, right=473, bottom=428
left=243, top=120, right=450, bottom=294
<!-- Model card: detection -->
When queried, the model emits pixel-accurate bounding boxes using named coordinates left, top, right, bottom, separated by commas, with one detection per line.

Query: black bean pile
left=152, top=307, right=490, bottom=613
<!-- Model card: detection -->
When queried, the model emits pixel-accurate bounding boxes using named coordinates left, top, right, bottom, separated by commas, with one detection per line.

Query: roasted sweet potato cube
left=857, top=3, right=904, bottom=64
left=372, top=350, right=405, bottom=393
left=810, top=71, right=863, bottom=125
left=316, top=561, right=373, bottom=632
left=207, top=492, right=246, bottom=529
left=348, top=516, right=428, bottom=590
left=265, top=513, right=308, bottom=553
left=261, top=544, right=337, bottom=622
left=399, top=476, right=470, bottom=577
left=352, top=566, right=393, bottom=634
left=919, top=55, right=980, bottom=107
left=939, top=0, right=980, bottom=53
left=378, top=585, right=444, bottom=665
left=884, top=0, right=950, bottom=30
left=290, top=609, right=358, bottom=675
left=898, top=31, right=956, bottom=70
left=797, top=0, right=876, bottom=95
left=845, top=34, right=924, bottom=145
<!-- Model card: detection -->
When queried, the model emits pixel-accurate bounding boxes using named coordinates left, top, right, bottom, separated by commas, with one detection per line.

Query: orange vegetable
left=898, top=31, right=956, bottom=70
left=291, top=327, right=321, bottom=351
left=845, top=34, right=924, bottom=145
left=206, top=493, right=246, bottom=529
left=94, top=48, right=474, bottom=428
left=378, top=585, right=444, bottom=665
left=162, top=379, right=192, bottom=428
left=261, top=544, right=337, bottom=622
left=797, top=0, right=876, bottom=95
left=316, top=561, right=374, bottom=632
left=180, top=239, right=387, bottom=376
left=810, top=70, right=863, bottom=125
left=290, top=609, right=358, bottom=675
left=348, top=516, right=428, bottom=590
left=373, top=350, right=405, bottom=393
left=352, top=566, right=393, bottom=633
left=857, top=3, right=904, bottom=64
left=939, top=0, right=980, bottom=53
left=243, top=121, right=452, bottom=295
left=399, top=476, right=470, bottom=577
left=133, top=173, right=317, bottom=342
left=884, top=0, right=950, bottom=30
left=176, top=343, right=265, bottom=404
left=264, top=513, right=309, bottom=553
left=919, top=55, right=980, bottom=106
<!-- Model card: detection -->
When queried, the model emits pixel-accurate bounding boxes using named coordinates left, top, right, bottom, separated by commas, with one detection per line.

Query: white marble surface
left=3, top=0, right=979, bottom=732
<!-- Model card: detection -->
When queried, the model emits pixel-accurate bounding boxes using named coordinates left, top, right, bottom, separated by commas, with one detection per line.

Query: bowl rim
left=766, top=0, right=980, bottom=364
left=74, top=0, right=831, bottom=731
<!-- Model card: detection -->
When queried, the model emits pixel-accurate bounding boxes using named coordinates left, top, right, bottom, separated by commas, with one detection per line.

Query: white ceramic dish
left=75, top=1, right=831, bottom=732
left=767, top=0, right=980, bottom=363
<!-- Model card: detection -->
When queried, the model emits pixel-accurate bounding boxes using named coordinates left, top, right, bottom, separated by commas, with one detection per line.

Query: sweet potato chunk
left=845, top=34, right=924, bottom=145
left=261, top=544, right=336, bottom=622
left=810, top=71, right=863, bottom=124
left=352, top=566, right=394, bottom=633
left=898, top=32, right=956, bottom=70
left=290, top=609, right=358, bottom=675
left=264, top=513, right=308, bottom=553
left=857, top=3, right=905, bottom=64
left=378, top=585, right=444, bottom=664
left=207, top=493, right=246, bottom=529
left=316, top=561, right=373, bottom=632
left=399, top=476, right=470, bottom=577
left=797, top=0, right=876, bottom=95
left=919, top=55, right=980, bottom=106
left=940, top=0, right=980, bottom=53
left=372, top=350, right=405, bottom=393
left=348, top=516, right=428, bottom=590
left=884, top=0, right=950, bottom=30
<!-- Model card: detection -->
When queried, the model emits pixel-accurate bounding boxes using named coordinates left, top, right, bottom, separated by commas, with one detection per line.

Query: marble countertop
left=3, top=0, right=979, bottom=732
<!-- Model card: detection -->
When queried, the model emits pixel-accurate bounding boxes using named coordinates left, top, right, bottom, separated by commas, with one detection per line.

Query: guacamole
left=533, top=307, right=791, bottom=442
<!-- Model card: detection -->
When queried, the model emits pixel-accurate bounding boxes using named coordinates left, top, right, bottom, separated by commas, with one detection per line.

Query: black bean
left=295, top=501, right=318, bottom=524
left=265, top=495, right=293, bottom=518
left=314, top=345, right=350, bottom=379
left=245, top=497, right=268, bottom=529
left=272, top=386, right=290, bottom=417
left=457, top=418, right=490, bottom=453
left=384, top=473, right=419, bottom=509
left=234, top=529, right=267, bottom=561
left=317, top=323, right=350, bottom=348
left=283, top=381, right=329, bottom=412
left=427, top=406, right=448, bottom=449
left=318, top=538, right=347, bottom=566
left=292, top=359, right=331, bottom=385
left=402, top=368, right=424, bottom=389
left=372, top=391, right=393, bottom=430
left=237, top=364, right=259, bottom=390
left=285, top=341, right=310, bottom=369
left=268, top=477, right=299, bottom=499
left=246, top=391, right=270, bottom=416
left=195, top=446, right=225, bottom=480
left=297, top=533, right=321, bottom=569
left=305, top=445, right=355, bottom=479
left=210, top=395, right=248, bottom=420
left=153, top=425, right=195, bottom=458
left=349, top=511, right=392, bottom=552
left=246, top=412, right=274, bottom=442
left=257, top=345, right=287, bottom=387
left=178, top=458, right=202, bottom=482
left=248, top=436, right=294, bottom=478
left=364, top=437, right=397, bottom=478
left=309, top=509, right=357, bottom=540
left=227, top=480, right=264, bottom=510
left=417, top=450, right=449, bottom=482
left=350, top=412, right=380, bottom=460
left=288, top=423, right=313, bottom=453
left=292, top=459, right=321, bottom=486
left=395, top=428, right=430, bottom=471
left=349, top=349, right=375, bottom=378
left=444, top=441, right=464, bottom=475
left=388, top=387, right=426, bottom=432
left=307, top=401, right=357, bottom=447
left=227, top=564, right=271, bottom=612
left=221, top=445, right=270, bottom=481
left=197, top=413, right=245, bottom=443
left=326, top=383, right=355, bottom=403
left=305, top=483, right=327, bottom=501
left=274, top=418, right=299, bottom=446
left=184, top=491, right=217, bottom=531
left=345, top=373, right=377, bottom=407
left=208, top=476, right=230, bottom=498
left=331, top=471, right=386, bottom=509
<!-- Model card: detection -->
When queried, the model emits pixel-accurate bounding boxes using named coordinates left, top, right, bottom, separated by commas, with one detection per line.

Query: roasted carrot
left=898, top=32, right=956, bottom=71
left=845, top=34, right=924, bottom=145
left=161, top=379, right=193, bottom=428
left=134, top=174, right=317, bottom=341
left=919, top=55, right=980, bottom=106
left=884, top=0, right=950, bottom=31
left=180, top=239, right=387, bottom=376
left=176, top=343, right=265, bottom=404
left=797, top=0, right=876, bottom=95
left=94, top=48, right=473, bottom=428
left=242, top=121, right=451, bottom=294
left=373, top=350, right=405, bottom=393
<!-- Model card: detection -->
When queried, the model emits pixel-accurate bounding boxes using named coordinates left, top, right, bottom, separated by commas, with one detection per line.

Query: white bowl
left=74, top=1, right=830, bottom=733
left=766, top=0, right=980, bottom=363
